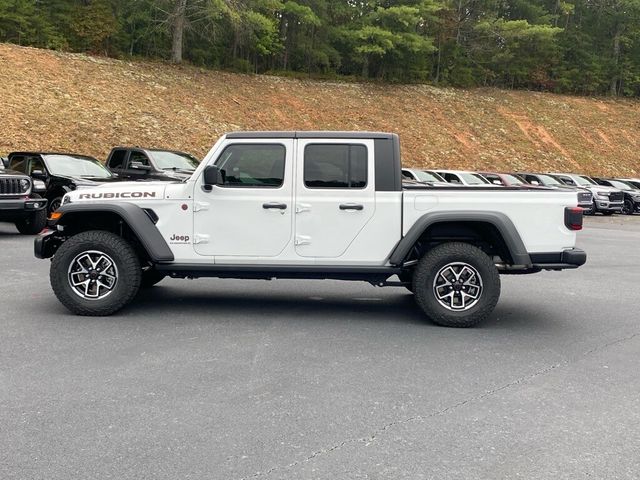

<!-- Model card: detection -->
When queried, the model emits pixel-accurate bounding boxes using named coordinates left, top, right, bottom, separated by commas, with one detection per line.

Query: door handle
left=263, top=202, right=287, bottom=210
left=339, top=203, right=364, bottom=211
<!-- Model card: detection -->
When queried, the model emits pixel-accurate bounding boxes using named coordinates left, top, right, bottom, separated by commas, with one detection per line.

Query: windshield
left=502, top=174, right=524, bottom=185
left=150, top=151, right=199, bottom=171
left=606, top=179, right=634, bottom=190
left=460, top=173, right=489, bottom=185
left=44, top=155, right=112, bottom=178
left=415, top=170, right=444, bottom=182
left=577, top=175, right=597, bottom=186
left=536, top=174, right=562, bottom=186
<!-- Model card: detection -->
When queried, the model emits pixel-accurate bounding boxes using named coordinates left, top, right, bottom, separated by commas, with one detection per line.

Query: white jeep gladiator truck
left=35, top=132, right=586, bottom=327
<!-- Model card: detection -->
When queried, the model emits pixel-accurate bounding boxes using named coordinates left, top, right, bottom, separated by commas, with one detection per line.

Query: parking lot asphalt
left=1, top=216, right=639, bottom=480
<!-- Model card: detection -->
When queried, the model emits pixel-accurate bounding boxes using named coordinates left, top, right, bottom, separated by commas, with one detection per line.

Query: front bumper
left=0, top=197, right=48, bottom=220
left=594, top=198, right=623, bottom=211
left=34, top=229, right=62, bottom=259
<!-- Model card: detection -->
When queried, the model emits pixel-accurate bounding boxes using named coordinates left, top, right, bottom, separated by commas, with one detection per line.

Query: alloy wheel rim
left=433, top=262, right=483, bottom=312
left=67, top=250, right=118, bottom=300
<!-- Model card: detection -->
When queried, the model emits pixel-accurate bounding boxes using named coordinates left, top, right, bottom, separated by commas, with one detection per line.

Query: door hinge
left=194, top=201, right=210, bottom=212
left=295, top=203, right=312, bottom=214
left=193, top=234, right=210, bottom=244
left=295, top=235, right=311, bottom=246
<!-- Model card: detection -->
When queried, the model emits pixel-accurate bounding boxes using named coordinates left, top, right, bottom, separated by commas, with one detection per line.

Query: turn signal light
left=50, top=211, right=62, bottom=221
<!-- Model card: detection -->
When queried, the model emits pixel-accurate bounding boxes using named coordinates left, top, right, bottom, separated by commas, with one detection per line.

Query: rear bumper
left=529, top=248, right=587, bottom=270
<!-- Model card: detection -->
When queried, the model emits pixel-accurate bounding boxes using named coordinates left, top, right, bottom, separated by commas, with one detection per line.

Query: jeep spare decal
left=78, top=191, right=157, bottom=199
left=169, top=234, right=190, bottom=244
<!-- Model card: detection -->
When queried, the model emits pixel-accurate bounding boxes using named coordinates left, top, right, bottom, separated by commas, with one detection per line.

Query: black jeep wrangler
left=0, top=162, right=48, bottom=234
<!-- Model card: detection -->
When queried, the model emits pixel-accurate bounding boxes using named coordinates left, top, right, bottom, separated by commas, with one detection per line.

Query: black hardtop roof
left=226, top=131, right=396, bottom=140
left=8, top=151, right=98, bottom=161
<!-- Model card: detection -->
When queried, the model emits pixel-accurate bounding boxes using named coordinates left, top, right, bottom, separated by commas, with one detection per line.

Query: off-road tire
left=14, top=194, right=47, bottom=235
left=48, top=196, right=63, bottom=214
left=141, top=268, right=166, bottom=288
left=413, top=242, right=501, bottom=328
left=50, top=230, right=141, bottom=316
left=622, top=199, right=634, bottom=215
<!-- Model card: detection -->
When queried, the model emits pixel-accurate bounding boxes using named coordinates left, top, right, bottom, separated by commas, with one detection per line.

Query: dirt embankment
left=1, top=43, right=638, bottom=176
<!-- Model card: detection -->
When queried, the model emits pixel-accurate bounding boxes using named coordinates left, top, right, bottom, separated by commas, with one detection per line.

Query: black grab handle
left=339, top=204, right=364, bottom=211
left=263, top=202, right=287, bottom=210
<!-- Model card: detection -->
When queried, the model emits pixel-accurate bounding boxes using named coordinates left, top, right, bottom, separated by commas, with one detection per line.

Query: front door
left=294, top=139, right=375, bottom=258
left=193, top=140, right=294, bottom=258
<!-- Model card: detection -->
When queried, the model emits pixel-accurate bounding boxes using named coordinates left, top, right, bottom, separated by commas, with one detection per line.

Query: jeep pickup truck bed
left=35, top=132, right=585, bottom=327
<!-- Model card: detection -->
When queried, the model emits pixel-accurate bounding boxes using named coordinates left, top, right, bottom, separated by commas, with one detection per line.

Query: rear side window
left=9, top=156, right=27, bottom=173
left=109, top=150, right=127, bottom=169
left=304, top=144, right=367, bottom=189
left=216, top=144, right=285, bottom=187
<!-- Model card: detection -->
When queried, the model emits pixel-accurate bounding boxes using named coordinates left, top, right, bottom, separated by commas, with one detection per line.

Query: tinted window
left=29, top=158, right=46, bottom=174
left=109, top=150, right=127, bottom=169
left=304, top=144, right=367, bottom=189
left=402, top=170, right=414, bottom=180
left=128, top=151, right=150, bottom=168
left=443, top=173, right=461, bottom=184
left=484, top=174, right=503, bottom=185
left=216, top=144, right=285, bottom=187
left=9, top=156, right=27, bottom=173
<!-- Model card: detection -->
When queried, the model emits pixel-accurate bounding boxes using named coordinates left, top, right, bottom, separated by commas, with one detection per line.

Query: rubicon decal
left=78, top=191, right=157, bottom=199
left=169, top=234, right=190, bottom=244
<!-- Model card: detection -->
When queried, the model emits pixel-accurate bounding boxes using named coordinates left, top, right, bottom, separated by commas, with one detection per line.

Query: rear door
left=294, top=139, right=375, bottom=258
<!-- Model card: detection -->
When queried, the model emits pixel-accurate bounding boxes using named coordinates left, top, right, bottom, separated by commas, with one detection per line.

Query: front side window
left=216, top=144, right=285, bottom=187
left=304, top=144, right=367, bottom=189
left=128, top=151, right=150, bottom=168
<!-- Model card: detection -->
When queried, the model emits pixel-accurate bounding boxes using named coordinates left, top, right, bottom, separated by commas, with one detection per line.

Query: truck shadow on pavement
left=113, top=283, right=559, bottom=331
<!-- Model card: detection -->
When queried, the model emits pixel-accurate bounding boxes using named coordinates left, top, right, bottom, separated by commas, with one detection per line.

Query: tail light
left=565, top=207, right=583, bottom=231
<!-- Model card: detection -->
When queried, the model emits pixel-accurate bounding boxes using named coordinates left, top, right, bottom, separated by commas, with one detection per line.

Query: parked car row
left=0, top=147, right=200, bottom=215
left=401, top=168, right=640, bottom=215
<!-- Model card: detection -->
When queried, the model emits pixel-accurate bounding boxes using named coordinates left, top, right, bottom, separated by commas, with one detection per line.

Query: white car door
left=294, top=139, right=375, bottom=258
left=193, top=139, right=294, bottom=257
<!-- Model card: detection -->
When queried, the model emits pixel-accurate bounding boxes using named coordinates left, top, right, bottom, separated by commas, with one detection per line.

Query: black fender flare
left=389, top=211, right=531, bottom=266
left=56, top=203, right=174, bottom=262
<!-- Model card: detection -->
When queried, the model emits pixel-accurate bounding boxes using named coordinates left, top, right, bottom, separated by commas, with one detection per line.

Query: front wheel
left=621, top=199, right=634, bottom=215
left=48, top=196, right=63, bottom=214
left=413, top=242, right=501, bottom=328
left=14, top=194, right=47, bottom=235
left=50, top=230, right=141, bottom=315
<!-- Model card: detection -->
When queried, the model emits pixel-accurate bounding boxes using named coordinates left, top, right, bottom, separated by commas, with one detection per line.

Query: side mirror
left=530, top=180, right=539, bottom=185
left=492, top=179, right=502, bottom=185
left=130, top=161, right=151, bottom=172
left=31, top=169, right=47, bottom=180
left=33, top=179, right=47, bottom=191
left=203, top=165, right=224, bottom=186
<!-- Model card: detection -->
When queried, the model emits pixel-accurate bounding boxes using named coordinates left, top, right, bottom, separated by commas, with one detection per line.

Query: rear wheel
left=50, top=230, right=141, bottom=315
left=413, top=242, right=500, bottom=328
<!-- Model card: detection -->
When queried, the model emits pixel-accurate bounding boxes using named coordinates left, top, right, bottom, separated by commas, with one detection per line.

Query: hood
left=56, top=174, right=125, bottom=185
left=584, top=185, right=621, bottom=194
left=66, top=181, right=168, bottom=202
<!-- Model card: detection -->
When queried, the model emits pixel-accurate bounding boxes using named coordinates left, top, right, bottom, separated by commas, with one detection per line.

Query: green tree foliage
left=2, top=0, right=640, bottom=95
